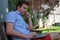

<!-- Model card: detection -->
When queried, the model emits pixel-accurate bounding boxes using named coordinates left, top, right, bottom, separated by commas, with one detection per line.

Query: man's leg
left=49, top=32, right=60, bottom=40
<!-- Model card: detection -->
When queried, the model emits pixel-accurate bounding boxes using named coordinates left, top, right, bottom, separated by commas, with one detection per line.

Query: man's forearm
left=6, top=28, right=28, bottom=38
left=6, top=23, right=29, bottom=38
left=26, top=12, right=33, bottom=28
left=6, top=29, right=36, bottom=39
left=28, top=17, right=33, bottom=27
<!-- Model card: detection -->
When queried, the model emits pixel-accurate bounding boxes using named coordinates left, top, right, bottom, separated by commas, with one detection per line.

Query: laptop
left=32, top=33, right=48, bottom=38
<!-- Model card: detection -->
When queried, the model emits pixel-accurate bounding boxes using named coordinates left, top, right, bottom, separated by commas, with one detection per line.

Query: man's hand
left=25, top=12, right=31, bottom=18
left=27, top=32, right=36, bottom=38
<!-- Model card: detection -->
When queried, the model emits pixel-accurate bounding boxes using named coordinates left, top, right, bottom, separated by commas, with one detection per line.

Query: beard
left=21, top=11, right=26, bottom=15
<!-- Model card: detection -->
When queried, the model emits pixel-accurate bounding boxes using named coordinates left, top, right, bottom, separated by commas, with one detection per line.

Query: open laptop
left=31, top=33, right=48, bottom=39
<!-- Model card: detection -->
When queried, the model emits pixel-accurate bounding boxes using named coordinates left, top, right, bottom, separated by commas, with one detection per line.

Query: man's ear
left=18, top=5, right=21, bottom=9
left=18, top=6, right=20, bottom=9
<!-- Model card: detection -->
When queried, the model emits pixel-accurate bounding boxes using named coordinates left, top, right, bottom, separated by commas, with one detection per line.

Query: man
left=6, top=1, right=36, bottom=40
left=6, top=1, right=60, bottom=40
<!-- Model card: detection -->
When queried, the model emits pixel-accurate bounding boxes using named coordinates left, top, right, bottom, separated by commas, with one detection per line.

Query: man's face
left=19, top=4, right=28, bottom=15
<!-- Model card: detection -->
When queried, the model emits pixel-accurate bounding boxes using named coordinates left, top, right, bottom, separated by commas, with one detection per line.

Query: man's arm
left=27, top=17, right=33, bottom=30
left=26, top=12, right=33, bottom=29
left=6, top=22, right=35, bottom=38
left=6, top=22, right=28, bottom=38
left=26, top=12, right=35, bottom=31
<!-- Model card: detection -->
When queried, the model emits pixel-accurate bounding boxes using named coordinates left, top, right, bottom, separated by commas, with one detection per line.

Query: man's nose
left=25, top=9, right=27, bottom=12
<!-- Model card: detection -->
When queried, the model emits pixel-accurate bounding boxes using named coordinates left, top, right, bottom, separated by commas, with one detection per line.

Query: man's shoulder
left=7, top=11, right=17, bottom=15
left=8, top=11, right=15, bottom=14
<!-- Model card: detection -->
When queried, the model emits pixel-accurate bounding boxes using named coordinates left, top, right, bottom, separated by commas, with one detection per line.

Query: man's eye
left=23, top=7, right=27, bottom=9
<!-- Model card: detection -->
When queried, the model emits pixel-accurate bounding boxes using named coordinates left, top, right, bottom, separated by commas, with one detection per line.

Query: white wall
left=0, top=0, right=8, bottom=22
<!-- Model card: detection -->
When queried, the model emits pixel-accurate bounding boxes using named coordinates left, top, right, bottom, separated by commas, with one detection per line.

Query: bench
left=0, top=22, right=12, bottom=40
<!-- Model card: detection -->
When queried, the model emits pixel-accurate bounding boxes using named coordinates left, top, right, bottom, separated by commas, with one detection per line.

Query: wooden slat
left=0, top=23, right=2, bottom=40
left=0, top=31, right=2, bottom=40
left=0, top=22, right=8, bottom=40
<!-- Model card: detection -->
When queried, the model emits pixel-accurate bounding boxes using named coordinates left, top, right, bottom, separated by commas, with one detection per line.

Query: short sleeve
left=6, top=11, right=16, bottom=24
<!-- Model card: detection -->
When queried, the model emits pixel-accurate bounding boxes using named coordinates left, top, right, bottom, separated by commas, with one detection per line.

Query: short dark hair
left=16, top=1, right=29, bottom=10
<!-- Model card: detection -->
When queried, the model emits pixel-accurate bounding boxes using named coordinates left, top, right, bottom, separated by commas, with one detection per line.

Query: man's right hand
left=27, top=32, right=36, bottom=38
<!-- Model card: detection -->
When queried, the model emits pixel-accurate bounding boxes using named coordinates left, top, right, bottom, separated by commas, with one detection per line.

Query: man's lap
left=12, top=33, right=51, bottom=40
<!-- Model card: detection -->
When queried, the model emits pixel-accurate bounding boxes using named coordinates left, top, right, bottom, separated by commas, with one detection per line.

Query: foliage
left=8, top=0, right=18, bottom=11
left=8, top=0, right=26, bottom=11
left=42, top=26, right=60, bottom=33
